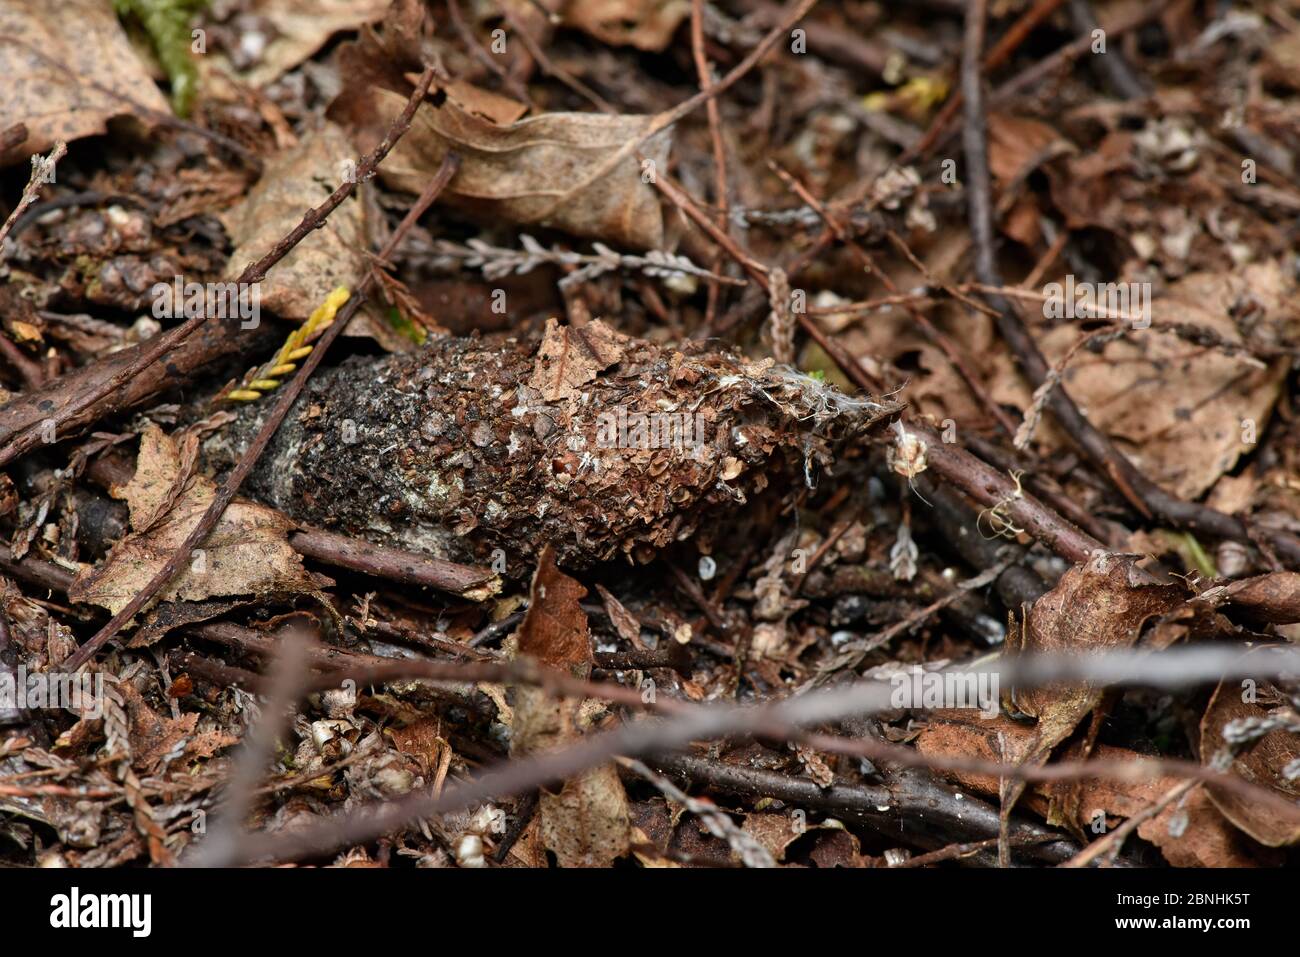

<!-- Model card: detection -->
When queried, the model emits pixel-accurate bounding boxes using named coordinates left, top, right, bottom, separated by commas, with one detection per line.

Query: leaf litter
left=0, top=0, right=1298, bottom=876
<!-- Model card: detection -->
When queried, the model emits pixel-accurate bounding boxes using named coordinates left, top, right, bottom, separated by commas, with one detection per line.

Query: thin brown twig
left=0, top=140, right=65, bottom=255
left=495, top=2, right=617, bottom=114
left=904, top=0, right=1070, bottom=161
left=446, top=0, right=534, bottom=105
left=186, top=628, right=313, bottom=865
left=691, top=0, right=733, bottom=331
left=542, top=0, right=819, bottom=225
left=1061, top=779, right=1197, bottom=868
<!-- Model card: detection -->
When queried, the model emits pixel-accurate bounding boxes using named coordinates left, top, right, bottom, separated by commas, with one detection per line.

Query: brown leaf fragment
left=516, top=545, right=592, bottom=674
left=68, top=424, right=324, bottom=615
left=741, top=812, right=804, bottom=864
left=561, top=0, right=690, bottom=52
left=537, top=763, right=631, bottom=867
left=214, top=0, right=390, bottom=87
left=916, top=713, right=1271, bottom=866
left=362, top=87, right=672, bottom=249
left=1024, top=263, right=1292, bottom=499
left=117, top=682, right=198, bottom=775
left=511, top=546, right=631, bottom=865
left=1200, top=670, right=1300, bottom=847
left=528, top=317, right=630, bottom=401
left=1010, top=553, right=1184, bottom=766
left=1201, top=572, right=1300, bottom=625
left=386, top=718, right=446, bottom=777
left=596, top=584, right=645, bottom=649
left=219, top=124, right=366, bottom=322
left=0, top=0, right=170, bottom=161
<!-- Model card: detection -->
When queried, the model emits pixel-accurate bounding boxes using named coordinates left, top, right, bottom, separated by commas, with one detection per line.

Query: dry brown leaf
left=1200, top=572, right=1300, bottom=625
left=1025, top=262, right=1292, bottom=499
left=561, top=0, right=690, bottom=52
left=595, top=584, right=644, bottom=648
left=511, top=546, right=631, bottom=866
left=988, top=114, right=1067, bottom=187
left=538, top=764, right=631, bottom=868
left=386, top=717, right=446, bottom=777
left=741, top=812, right=804, bottom=863
left=527, top=317, right=630, bottom=402
left=997, top=553, right=1184, bottom=824
left=219, top=123, right=366, bottom=322
left=118, top=681, right=199, bottom=775
left=0, top=0, right=170, bottom=160
left=400, top=74, right=529, bottom=126
left=1200, top=669, right=1300, bottom=847
left=1010, top=553, right=1184, bottom=759
left=365, top=87, right=672, bottom=249
left=68, top=424, right=323, bottom=615
left=916, top=712, right=1271, bottom=866
left=218, top=0, right=391, bottom=87
left=515, top=544, right=592, bottom=674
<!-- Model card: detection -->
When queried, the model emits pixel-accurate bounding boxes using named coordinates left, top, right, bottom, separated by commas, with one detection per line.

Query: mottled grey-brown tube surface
left=203, top=329, right=898, bottom=572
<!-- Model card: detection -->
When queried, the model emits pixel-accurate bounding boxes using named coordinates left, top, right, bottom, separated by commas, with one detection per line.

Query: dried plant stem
left=0, top=140, right=64, bottom=256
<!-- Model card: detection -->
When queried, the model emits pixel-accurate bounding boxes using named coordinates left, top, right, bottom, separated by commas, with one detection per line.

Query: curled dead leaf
left=364, top=87, right=672, bottom=249
left=1200, top=664, right=1300, bottom=847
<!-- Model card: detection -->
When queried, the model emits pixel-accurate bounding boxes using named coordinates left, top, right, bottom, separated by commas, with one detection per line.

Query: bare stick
left=0, top=141, right=65, bottom=255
